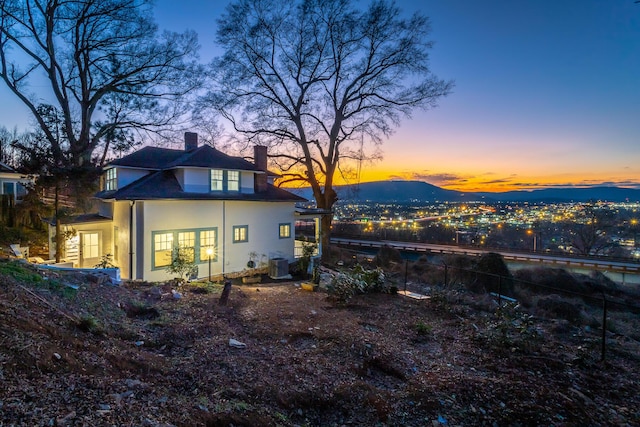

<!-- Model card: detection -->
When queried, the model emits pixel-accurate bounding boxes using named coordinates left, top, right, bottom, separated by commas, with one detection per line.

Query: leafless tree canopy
left=0, top=0, right=202, bottom=166
left=208, top=0, right=452, bottom=252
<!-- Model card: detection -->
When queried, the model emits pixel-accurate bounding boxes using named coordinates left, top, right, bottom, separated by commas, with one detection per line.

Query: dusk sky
left=1, top=1, right=638, bottom=192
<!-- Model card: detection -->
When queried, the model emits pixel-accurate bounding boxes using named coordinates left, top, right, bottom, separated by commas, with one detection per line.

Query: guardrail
left=331, top=237, right=640, bottom=274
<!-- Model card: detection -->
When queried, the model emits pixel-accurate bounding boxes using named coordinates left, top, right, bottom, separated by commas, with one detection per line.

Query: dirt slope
left=0, top=266, right=638, bottom=426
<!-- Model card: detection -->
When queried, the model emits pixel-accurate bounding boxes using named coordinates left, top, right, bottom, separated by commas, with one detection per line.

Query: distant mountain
left=289, top=181, right=640, bottom=203
left=477, top=186, right=640, bottom=203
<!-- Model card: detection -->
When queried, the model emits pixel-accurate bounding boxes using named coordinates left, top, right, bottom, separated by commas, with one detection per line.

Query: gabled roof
left=108, top=145, right=262, bottom=172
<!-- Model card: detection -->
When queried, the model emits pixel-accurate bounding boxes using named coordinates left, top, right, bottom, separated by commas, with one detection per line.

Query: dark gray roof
left=109, top=145, right=261, bottom=172
left=96, top=170, right=305, bottom=202
left=44, top=213, right=112, bottom=226
left=108, top=146, right=186, bottom=169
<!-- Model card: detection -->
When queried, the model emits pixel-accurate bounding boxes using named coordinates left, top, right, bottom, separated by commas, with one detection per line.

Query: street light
left=206, top=248, right=213, bottom=282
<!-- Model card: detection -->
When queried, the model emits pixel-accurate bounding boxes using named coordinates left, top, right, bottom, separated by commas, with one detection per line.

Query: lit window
left=200, top=229, right=217, bottom=260
left=228, top=170, right=239, bottom=192
left=211, top=169, right=223, bottom=191
left=233, top=225, right=248, bottom=243
left=178, top=231, right=195, bottom=262
left=105, top=168, right=117, bottom=191
left=153, top=232, right=174, bottom=268
left=82, top=232, right=100, bottom=259
left=279, top=223, right=291, bottom=239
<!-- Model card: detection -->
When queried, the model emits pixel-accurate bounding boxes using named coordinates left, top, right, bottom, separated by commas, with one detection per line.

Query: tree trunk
left=54, top=185, right=62, bottom=263
left=321, top=213, right=333, bottom=262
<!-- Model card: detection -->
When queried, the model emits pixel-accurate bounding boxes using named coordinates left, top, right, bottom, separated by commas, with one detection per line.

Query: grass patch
left=0, top=260, right=43, bottom=284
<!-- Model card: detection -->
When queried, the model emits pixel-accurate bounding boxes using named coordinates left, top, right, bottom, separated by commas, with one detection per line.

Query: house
left=0, top=161, right=28, bottom=202
left=48, top=133, right=309, bottom=281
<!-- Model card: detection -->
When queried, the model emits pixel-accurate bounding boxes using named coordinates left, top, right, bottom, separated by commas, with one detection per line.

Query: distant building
left=0, top=161, right=28, bottom=202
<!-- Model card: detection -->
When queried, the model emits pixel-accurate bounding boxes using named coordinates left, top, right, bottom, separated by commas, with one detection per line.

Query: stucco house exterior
left=49, top=133, right=307, bottom=281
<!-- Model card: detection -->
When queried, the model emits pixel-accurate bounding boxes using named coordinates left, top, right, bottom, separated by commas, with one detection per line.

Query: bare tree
left=569, top=204, right=617, bottom=256
left=207, top=0, right=453, bottom=255
left=0, top=0, right=202, bottom=167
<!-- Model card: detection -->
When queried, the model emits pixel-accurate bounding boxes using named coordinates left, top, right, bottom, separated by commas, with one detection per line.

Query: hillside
left=0, top=260, right=639, bottom=426
left=290, top=181, right=640, bottom=203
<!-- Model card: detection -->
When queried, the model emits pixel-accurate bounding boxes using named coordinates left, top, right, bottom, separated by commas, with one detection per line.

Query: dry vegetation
left=0, top=258, right=639, bottom=426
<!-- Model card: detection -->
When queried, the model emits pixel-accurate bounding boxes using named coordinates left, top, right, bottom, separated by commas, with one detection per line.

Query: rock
left=171, top=289, right=182, bottom=299
left=125, top=379, right=144, bottom=388
left=53, top=352, right=62, bottom=360
left=229, top=338, right=246, bottom=348
left=98, top=403, right=111, bottom=410
left=135, top=341, right=145, bottom=347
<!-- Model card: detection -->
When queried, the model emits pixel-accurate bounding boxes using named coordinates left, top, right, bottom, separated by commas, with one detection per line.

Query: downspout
left=222, top=200, right=226, bottom=276
left=129, top=200, right=135, bottom=280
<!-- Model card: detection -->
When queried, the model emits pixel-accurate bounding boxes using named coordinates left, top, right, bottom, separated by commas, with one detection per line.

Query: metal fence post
left=601, top=294, right=608, bottom=362
left=404, top=259, right=408, bottom=293
left=443, top=264, right=448, bottom=287
left=498, top=275, right=502, bottom=306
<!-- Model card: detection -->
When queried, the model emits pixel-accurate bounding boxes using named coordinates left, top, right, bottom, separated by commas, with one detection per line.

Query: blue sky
left=1, top=0, right=638, bottom=191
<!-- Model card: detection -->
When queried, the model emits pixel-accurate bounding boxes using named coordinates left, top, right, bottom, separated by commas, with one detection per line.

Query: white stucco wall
left=118, top=168, right=149, bottom=189
left=240, top=171, right=255, bottom=193
left=181, top=168, right=210, bottom=193
left=138, top=199, right=296, bottom=282
left=112, top=201, right=133, bottom=278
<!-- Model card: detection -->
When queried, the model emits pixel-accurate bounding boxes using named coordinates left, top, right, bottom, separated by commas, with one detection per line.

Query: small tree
left=165, top=247, right=196, bottom=282
left=298, top=240, right=318, bottom=279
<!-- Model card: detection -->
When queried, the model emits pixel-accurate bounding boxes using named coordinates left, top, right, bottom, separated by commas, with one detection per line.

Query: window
left=153, top=232, right=174, bottom=268
left=211, top=169, right=223, bottom=191
left=211, top=169, right=240, bottom=192
left=2, top=182, right=14, bottom=195
left=152, top=228, right=217, bottom=269
left=178, top=231, right=196, bottom=262
left=16, top=183, right=26, bottom=199
left=105, top=168, right=117, bottom=191
left=279, top=223, right=291, bottom=239
left=200, top=229, right=217, bottom=260
left=81, top=232, right=100, bottom=259
left=227, top=170, right=239, bottom=192
left=233, top=225, right=248, bottom=243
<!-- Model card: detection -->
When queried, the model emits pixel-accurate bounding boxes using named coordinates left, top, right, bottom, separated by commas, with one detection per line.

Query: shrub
left=327, top=265, right=388, bottom=303
left=469, top=252, right=513, bottom=295
left=536, top=295, right=582, bottom=323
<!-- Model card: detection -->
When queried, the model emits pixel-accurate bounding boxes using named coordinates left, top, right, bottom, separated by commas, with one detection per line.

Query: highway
left=331, top=237, right=640, bottom=275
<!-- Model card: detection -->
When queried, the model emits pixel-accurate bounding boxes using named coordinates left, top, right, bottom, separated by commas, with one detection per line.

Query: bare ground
left=0, top=265, right=639, bottom=426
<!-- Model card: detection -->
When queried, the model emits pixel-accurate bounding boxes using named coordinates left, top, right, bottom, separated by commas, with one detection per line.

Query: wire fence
left=345, top=249, right=640, bottom=362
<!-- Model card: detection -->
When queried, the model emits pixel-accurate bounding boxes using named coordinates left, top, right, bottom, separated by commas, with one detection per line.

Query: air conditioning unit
left=269, top=257, right=290, bottom=279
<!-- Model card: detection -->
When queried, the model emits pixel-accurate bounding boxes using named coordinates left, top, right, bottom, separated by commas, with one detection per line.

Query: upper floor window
left=211, top=169, right=223, bottom=191
left=228, top=170, right=239, bottom=192
left=105, top=168, right=117, bottom=191
left=210, top=169, right=240, bottom=192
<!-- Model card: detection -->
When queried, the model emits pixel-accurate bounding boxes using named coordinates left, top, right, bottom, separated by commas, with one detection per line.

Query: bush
left=535, top=295, right=582, bottom=323
left=468, top=252, right=513, bottom=295
left=327, top=265, right=388, bottom=303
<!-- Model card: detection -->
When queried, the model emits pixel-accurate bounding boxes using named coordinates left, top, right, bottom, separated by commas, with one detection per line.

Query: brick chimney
left=184, top=132, right=198, bottom=151
left=254, top=145, right=268, bottom=193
